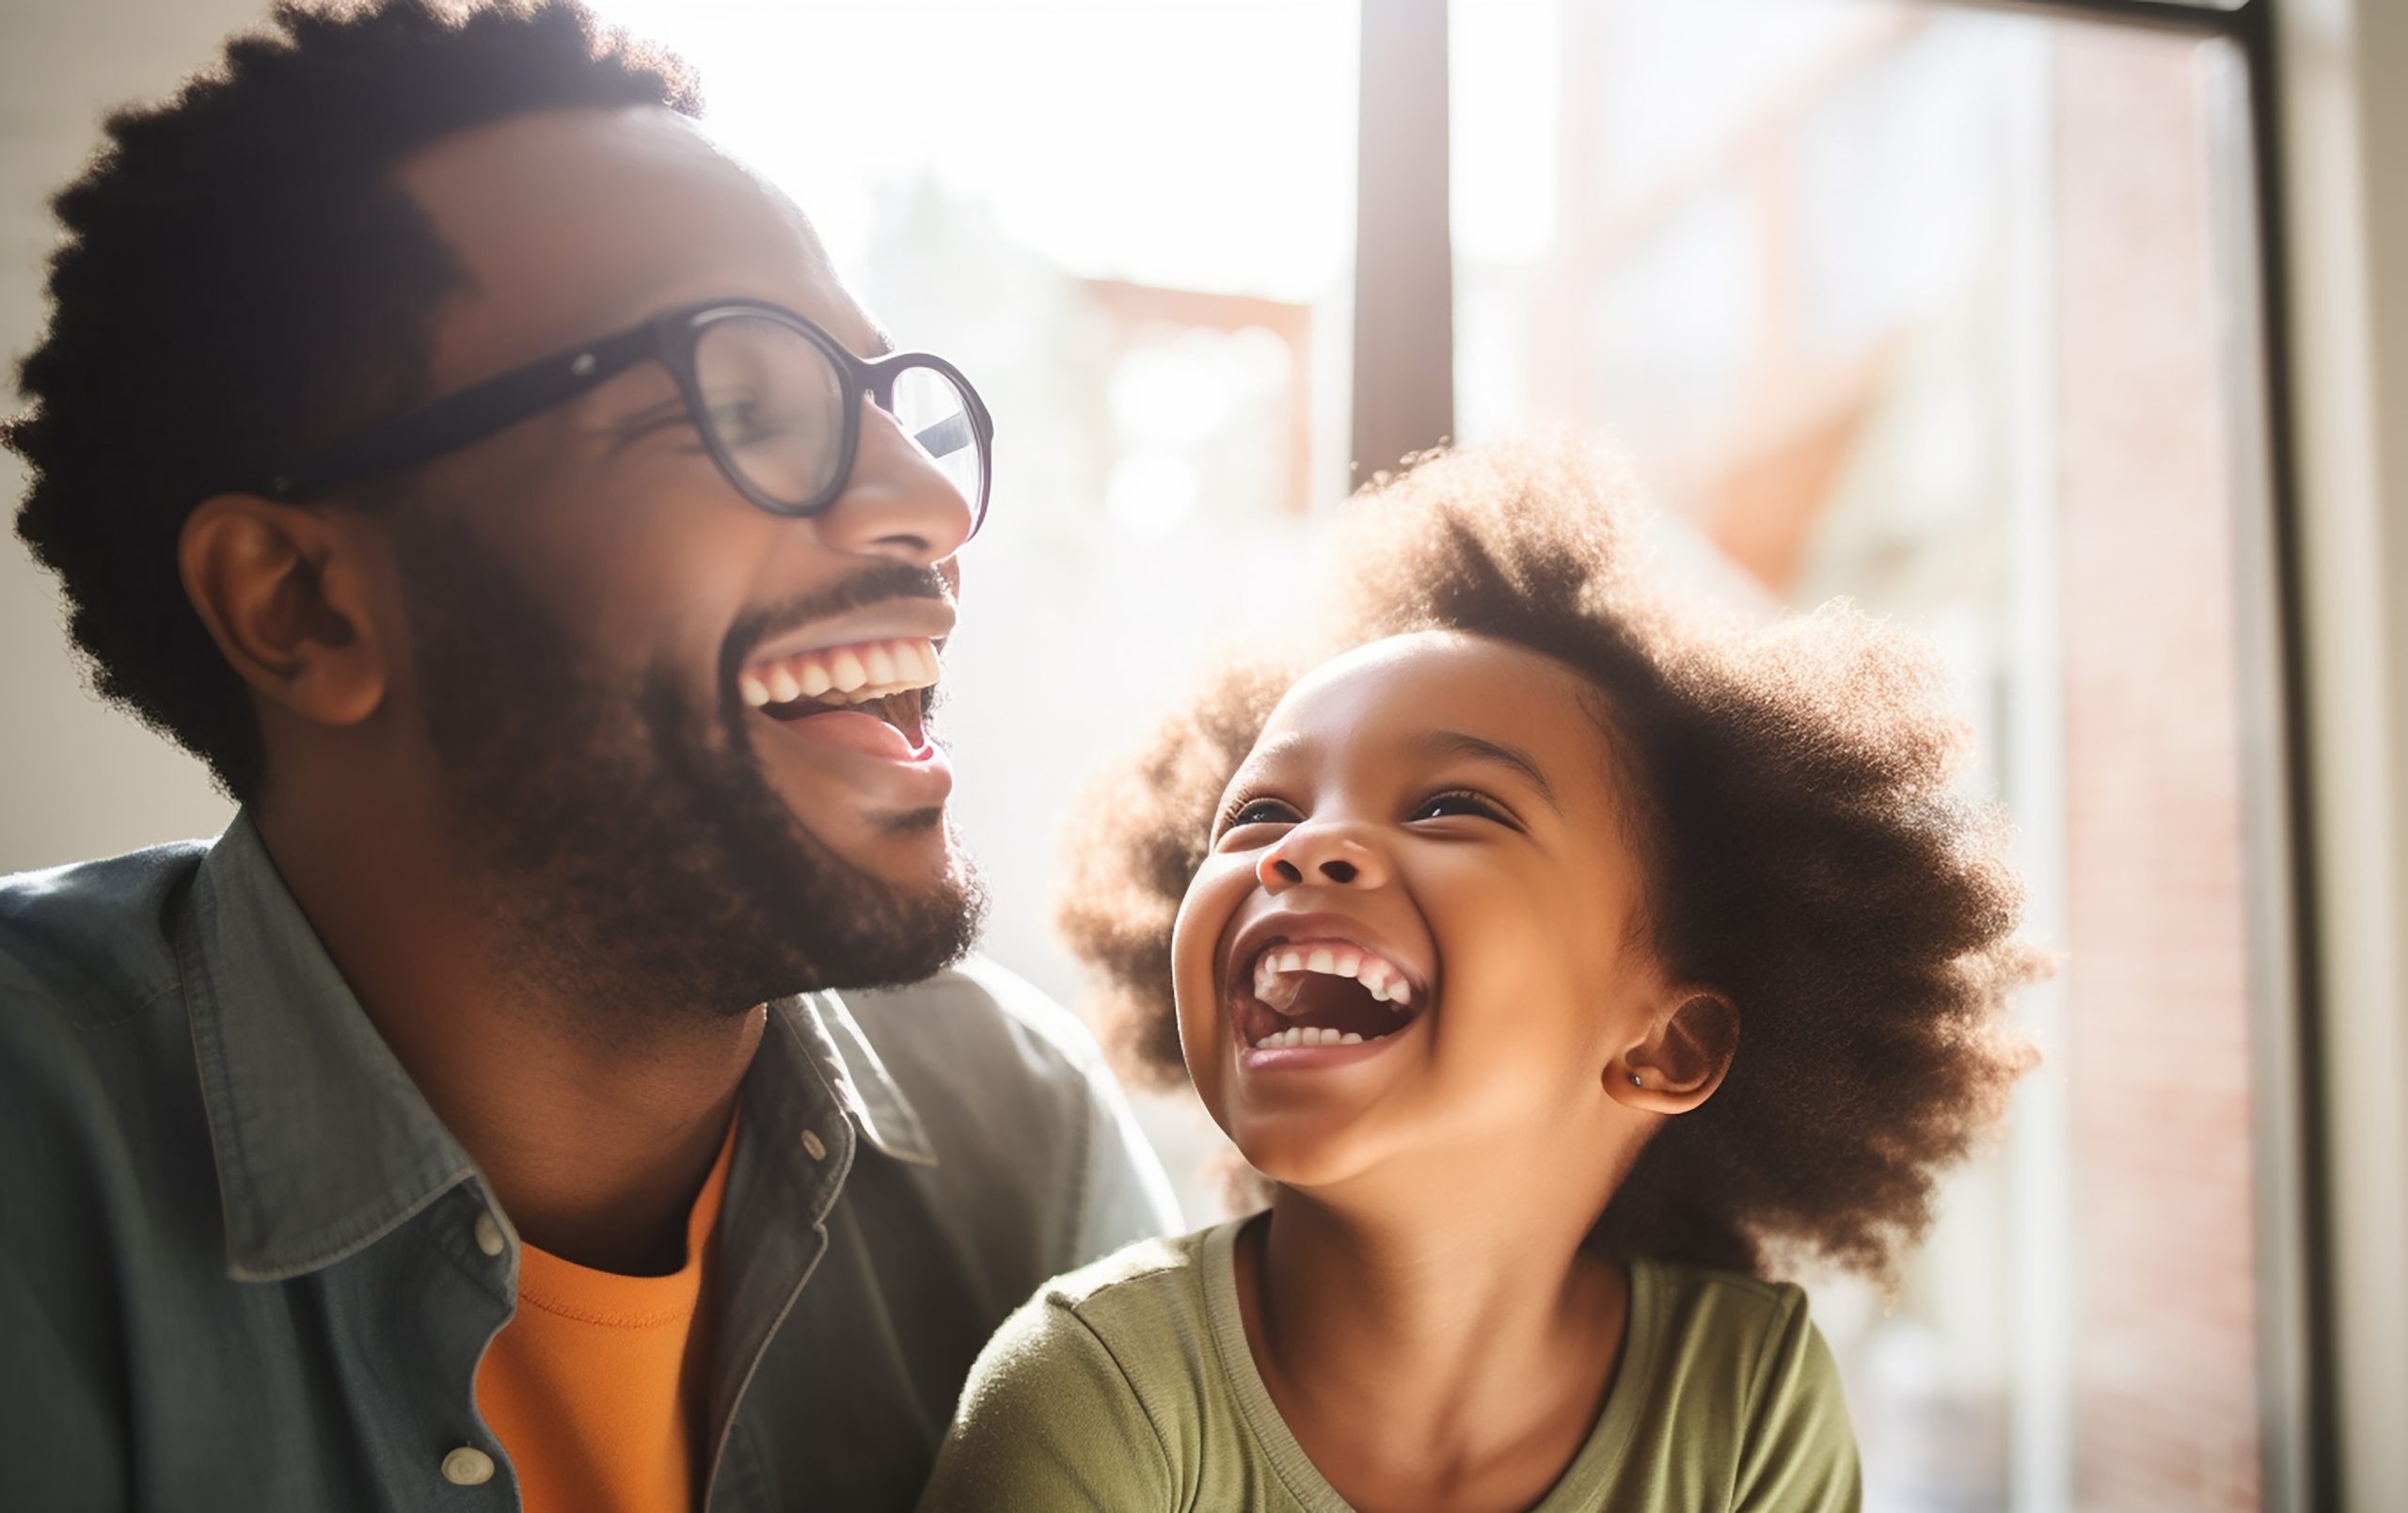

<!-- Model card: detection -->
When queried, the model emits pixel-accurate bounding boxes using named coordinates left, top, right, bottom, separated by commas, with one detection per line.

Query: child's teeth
left=1249, top=1025, right=1391, bottom=1050
left=1248, top=941, right=1420, bottom=1019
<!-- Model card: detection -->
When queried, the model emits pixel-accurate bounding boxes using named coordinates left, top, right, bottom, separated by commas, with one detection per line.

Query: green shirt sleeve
left=1732, top=1286, right=1862, bottom=1512
left=915, top=1293, right=1176, bottom=1513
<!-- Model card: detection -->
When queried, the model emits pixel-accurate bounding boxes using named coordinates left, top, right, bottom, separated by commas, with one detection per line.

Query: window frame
left=1348, top=0, right=2335, bottom=1505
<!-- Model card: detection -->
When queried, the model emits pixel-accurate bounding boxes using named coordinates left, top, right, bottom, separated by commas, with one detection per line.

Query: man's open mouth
left=1231, top=938, right=1429, bottom=1052
left=739, top=636, right=940, bottom=750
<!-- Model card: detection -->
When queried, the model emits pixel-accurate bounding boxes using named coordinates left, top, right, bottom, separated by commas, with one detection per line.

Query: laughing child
left=915, top=440, right=2045, bottom=1513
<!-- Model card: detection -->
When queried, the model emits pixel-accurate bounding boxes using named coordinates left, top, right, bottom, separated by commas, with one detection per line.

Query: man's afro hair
left=8, top=1, right=699, bottom=798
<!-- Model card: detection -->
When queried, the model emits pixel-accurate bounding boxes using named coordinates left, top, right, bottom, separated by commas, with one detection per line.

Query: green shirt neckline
left=1196, top=1217, right=1664, bottom=1513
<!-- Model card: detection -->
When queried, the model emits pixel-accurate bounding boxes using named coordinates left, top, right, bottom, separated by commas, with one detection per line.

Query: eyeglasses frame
left=261, top=296, right=994, bottom=536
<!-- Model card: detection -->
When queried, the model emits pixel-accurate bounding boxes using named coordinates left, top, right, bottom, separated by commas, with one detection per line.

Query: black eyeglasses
left=263, top=297, right=994, bottom=537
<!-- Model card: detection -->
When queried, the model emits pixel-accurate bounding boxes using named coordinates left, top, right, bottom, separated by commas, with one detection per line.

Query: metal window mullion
left=1350, top=0, right=1454, bottom=480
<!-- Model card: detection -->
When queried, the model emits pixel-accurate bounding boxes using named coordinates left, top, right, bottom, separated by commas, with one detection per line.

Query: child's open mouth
left=740, top=635, right=941, bottom=762
left=1230, top=938, right=1430, bottom=1065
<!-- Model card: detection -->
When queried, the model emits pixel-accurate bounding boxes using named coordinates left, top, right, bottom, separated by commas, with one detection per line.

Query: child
left=917, top=441, right=2044, bottom=1513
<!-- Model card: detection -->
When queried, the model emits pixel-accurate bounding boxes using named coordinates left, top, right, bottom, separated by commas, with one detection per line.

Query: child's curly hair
left=1061, top=438, right=2046, bottom=1283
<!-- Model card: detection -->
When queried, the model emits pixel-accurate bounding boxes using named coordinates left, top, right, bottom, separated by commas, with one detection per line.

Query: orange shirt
left=475, top=1109, right=741, bottom=1513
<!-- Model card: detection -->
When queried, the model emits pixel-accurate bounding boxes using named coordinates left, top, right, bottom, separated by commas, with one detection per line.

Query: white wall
left=2275, top=1, right=2408, bottom=1506
left=0, top=0, right=257, bottom=870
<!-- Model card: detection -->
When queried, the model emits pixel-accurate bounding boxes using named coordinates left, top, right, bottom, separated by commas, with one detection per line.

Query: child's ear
left=179, top=493, right=390, bottom=731
left=1608, top=988, right=1738, bottom=1115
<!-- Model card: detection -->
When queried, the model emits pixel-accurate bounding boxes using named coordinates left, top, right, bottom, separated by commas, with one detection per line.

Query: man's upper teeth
left=739, top=637, right=941, bottom=709
left=1252, top=940, right=1416, bottom=1010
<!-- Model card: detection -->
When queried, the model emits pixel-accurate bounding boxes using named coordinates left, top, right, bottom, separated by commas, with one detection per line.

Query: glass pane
left=1451, top=4, right=2286, bottom=1509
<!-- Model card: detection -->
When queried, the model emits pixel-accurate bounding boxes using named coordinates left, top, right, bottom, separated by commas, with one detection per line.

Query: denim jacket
left=0, top=814, right=1180, bottom=1511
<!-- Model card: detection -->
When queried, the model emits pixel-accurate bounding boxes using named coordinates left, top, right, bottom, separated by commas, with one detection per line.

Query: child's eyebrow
left=1412, top=730, right=1559, bottom=810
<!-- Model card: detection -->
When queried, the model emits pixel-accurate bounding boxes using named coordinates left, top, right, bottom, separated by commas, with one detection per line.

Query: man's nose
left=1256, top=825, right=1390, bottom=894
left=809, top=396, right=976, bottom=565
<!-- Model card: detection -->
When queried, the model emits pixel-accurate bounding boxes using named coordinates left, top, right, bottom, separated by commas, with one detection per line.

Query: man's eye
left=709, top=400, right=783, bottom=442
left=614, top=408, right=699, bottom=445
left=1410, top=789, right=1510, bottom=824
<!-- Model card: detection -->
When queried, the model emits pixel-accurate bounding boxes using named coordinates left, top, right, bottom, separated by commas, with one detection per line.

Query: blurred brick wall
left=2054, top=24, right=2262, bottom=1512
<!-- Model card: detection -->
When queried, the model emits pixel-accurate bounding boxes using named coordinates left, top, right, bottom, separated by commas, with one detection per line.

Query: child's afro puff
left=1060, top=438, right=2046, bottom=1282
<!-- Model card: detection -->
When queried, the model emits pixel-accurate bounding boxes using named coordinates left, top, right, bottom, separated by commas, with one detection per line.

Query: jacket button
left=473, top=1211, right=505, bottom=1258
left=800, top=1129, right=828, bottom=1161
left=442, top=1446, right=496, bottom=1486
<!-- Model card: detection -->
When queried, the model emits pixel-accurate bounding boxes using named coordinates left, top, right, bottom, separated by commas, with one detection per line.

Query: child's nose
left=1257, top=829, right=1389, bottom=893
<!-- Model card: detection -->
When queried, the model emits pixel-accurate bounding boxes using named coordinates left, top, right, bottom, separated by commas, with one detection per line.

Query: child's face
left=1172, top=630, right=1676, bottom=1195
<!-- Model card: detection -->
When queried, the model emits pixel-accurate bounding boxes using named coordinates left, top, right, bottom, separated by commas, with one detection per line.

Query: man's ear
left=179, top=493, right=388, bottom=729
left=1608, top=988, right=1738, bottom=1115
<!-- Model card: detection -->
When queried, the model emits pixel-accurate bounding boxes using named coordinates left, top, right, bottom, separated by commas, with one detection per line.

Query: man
left=0, top=3, right=1177, bottom=1509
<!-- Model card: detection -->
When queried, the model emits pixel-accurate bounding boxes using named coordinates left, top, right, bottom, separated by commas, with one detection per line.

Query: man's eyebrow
left=1412, top=730, right=1559, bottom=809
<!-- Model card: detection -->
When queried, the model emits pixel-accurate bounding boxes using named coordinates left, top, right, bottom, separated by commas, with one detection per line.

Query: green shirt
left=917, top=1219, right=1861, bottom=1513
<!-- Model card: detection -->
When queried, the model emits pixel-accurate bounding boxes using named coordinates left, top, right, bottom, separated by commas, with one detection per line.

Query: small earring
left=1628, top=1072, right=1643, bottom=1088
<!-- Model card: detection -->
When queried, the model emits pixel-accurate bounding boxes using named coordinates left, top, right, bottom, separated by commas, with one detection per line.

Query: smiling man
left=0, top=4, right=1174, bottom=1511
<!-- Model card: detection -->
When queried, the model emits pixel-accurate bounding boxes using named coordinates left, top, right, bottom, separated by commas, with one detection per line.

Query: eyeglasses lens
left=887, top=363, right=988, bottom=525
left=692, top=314, right=848, bottom=507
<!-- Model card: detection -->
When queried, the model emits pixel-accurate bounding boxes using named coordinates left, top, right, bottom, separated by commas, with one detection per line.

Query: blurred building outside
left=1450, top=6, right=2271, bottom=1510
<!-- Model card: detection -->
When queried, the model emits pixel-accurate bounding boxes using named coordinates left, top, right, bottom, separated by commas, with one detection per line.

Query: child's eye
left=1410, top=788, right=1514, bottom=825
left=1217, top=797, right=1301, bottom=836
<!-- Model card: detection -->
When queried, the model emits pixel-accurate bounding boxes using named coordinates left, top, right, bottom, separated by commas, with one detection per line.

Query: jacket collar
left=182, top=811, right=933, bottom=1282
left=790, top=986, right=938, bottom=1168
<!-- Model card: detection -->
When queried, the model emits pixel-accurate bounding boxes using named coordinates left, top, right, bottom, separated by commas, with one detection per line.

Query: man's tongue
left=768, top=690, right=929, bottom=758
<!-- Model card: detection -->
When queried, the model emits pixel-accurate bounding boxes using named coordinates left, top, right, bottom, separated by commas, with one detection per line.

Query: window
left=1443, top=2, right=2311, bottom=1507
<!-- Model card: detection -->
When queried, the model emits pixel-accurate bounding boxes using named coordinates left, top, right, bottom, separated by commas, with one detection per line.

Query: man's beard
left=391, top=512, right=987, bottom=1025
